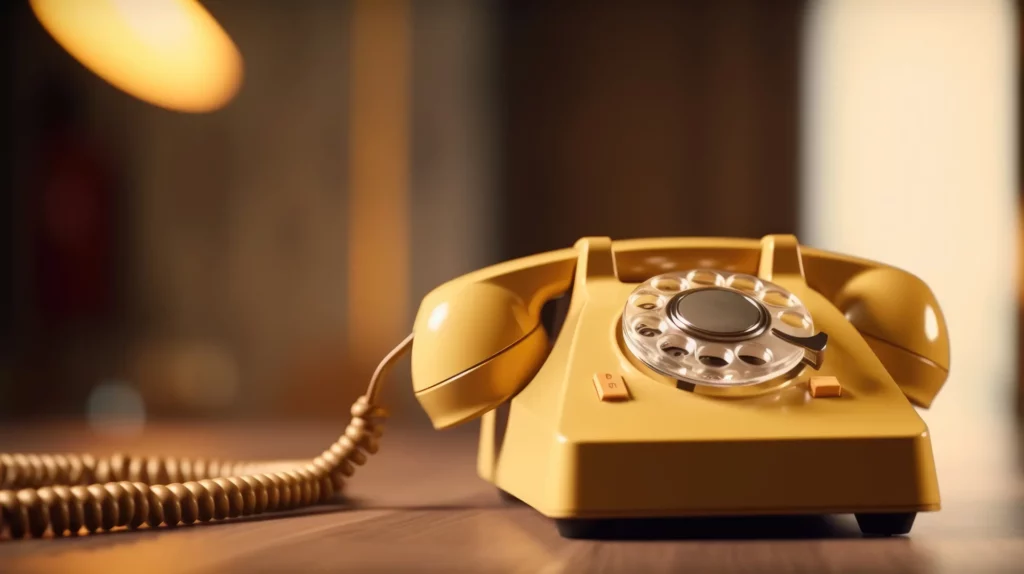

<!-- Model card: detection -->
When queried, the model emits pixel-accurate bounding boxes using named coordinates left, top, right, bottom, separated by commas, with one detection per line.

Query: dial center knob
left=668, top=287, right=768, bottom=341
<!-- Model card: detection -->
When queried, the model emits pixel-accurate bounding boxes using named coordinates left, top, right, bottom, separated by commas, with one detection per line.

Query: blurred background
left=0, top=0, right=1019, bottom=430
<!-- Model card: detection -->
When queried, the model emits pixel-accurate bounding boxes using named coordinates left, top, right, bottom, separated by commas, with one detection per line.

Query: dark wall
left=496, top=0, right=806, bottom=259
left=1, top=2, right=13, bottom=354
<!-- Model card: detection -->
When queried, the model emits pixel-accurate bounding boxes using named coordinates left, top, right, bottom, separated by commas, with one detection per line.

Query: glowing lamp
left=30, top=0, right=243, bottom=113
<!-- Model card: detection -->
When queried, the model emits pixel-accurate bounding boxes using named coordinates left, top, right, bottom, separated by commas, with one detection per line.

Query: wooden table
left=1, top=389, right=1022, bottom=573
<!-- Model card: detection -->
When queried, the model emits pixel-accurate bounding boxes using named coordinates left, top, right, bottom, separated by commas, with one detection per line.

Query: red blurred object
left=31, top=89, right=116, bottom=327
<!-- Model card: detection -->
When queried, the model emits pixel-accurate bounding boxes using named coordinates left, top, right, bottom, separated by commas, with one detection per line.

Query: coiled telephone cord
left=0, top=334, right=413, bottom=540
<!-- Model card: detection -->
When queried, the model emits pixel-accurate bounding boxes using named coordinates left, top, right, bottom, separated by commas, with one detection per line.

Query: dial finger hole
left=638, top=325, right=662, bottom=337
left=658, top=334, right=695, bottom=359
left=779, top=310, right=810, bottom=330
left=687, top=270, right=723, bottom=287
left=736, top=344, right=773, bottom=366
left=652, top=276, right=684, bottom=293
left=726, top=274, right=763, bottom=295
left=762, top=289, right=795, bottom=307
left=630, top=293, right=664, bottom=311
left=696, top=346, right=733, bottom=368
left=632, top=315, right=665, bottom=338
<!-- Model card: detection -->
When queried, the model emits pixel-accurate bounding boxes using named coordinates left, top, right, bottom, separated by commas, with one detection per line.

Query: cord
left=0, top=333, right=414, bottom=540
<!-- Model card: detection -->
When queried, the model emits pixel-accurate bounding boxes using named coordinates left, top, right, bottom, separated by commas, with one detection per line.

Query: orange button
left=593, top=373, right=630, bottom=401
left=809, top=376, right=842, bottom=398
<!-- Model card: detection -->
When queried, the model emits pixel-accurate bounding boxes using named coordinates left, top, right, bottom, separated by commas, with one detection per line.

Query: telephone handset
left=0, top=235, right=949, bottom=540
left=412, top=234, right=948, bottom=427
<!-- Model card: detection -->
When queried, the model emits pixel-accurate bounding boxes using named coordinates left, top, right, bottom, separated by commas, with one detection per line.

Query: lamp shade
left=30, top=0, right=243, bottom=113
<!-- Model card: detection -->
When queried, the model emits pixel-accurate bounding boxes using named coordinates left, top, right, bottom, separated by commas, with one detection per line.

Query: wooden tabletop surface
left=1, top=387, right=1022, bottom=574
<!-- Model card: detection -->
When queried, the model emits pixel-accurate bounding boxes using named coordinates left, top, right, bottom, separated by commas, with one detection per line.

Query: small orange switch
left=809, top=376, right=843, bottom=398
left=593, top=373, right=631, bottom=401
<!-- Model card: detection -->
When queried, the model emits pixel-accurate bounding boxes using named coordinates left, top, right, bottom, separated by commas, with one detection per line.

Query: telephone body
left=410, top=235, right=949, bottom=537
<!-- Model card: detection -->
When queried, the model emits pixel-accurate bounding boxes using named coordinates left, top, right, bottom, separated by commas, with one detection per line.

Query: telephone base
left=554, top=512, right=918, bottom=540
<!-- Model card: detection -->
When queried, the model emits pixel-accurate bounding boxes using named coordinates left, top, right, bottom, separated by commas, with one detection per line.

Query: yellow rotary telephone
left=0, top=235, right=949, bottom=539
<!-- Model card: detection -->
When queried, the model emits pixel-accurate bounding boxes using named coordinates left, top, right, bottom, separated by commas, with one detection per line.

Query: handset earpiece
left=411, top=249, right=577, bottom=429
left=831, top=267, right=950, bottom=407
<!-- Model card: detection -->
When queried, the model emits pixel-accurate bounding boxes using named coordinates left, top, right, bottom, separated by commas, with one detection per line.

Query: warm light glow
left=428, top=303, right=449, bottom=331
left=803, top=0, right=1017, bottom=408
left=924, top=305, right=940, bottom=342
left=30, top=0, right=243, bottom=113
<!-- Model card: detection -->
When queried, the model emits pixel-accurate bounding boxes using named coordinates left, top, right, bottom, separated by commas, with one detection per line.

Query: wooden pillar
left=346, top=0, right=412, bottom=390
